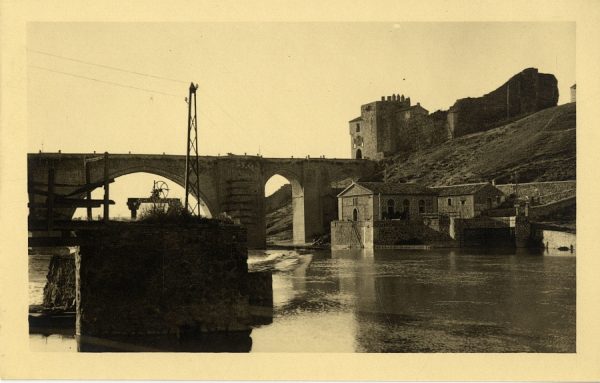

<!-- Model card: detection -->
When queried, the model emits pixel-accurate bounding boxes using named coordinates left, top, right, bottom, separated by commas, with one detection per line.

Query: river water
left=29, top=247, right=575, bottom=352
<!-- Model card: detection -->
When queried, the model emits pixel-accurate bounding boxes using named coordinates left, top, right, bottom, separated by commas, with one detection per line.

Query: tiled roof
left=356, top=182, right=436, bottom=195
left=349, top=116, right=363, bottom=123
left=430, top=182, right=492, bottom=196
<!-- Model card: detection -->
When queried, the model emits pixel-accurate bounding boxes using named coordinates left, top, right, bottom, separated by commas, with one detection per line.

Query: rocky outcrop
left=448, top=68, right=559, bottom=137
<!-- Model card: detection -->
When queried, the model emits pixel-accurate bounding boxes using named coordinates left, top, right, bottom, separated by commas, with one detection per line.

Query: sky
left=26, top=22, right=575, bottom=216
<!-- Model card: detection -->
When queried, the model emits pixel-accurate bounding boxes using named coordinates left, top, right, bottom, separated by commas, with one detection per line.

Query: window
left=418, top=200, right=425, bottom=213
left=402, top=199, right=410, bottom=220
left=356, top=123, right=360, bottom=132
left=461, top=200, right=466, bottom=206
left=387, top=199, right=395, bottom=217
left=496, top=196, right=501, bottom=204
left=352, top=197, right=358, bottom=206
left=426, top=199, right=433, bottom=212
left=447, top=198, right=452, bottom=206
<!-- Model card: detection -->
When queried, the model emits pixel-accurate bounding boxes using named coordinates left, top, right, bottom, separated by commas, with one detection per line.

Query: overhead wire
left=29, top=48, right=248, bottom=134
left=29, top=65, right=181, bottom=98
left=28, top=48, right=188, bottom=84
left=29, top=50, right=248, bottom=153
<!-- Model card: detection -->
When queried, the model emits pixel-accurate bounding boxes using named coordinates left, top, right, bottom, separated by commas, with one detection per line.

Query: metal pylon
left=185, top=82, right=201, bottom=215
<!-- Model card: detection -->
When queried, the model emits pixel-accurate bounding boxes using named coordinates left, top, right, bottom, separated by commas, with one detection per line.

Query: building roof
left=430, top=182, right=494, bottom=196
left=349, top=116, right=363, bottom=123
left=338, top=181, right=436, bottom=197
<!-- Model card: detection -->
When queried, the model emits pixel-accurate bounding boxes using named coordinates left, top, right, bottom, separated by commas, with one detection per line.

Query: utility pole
left=184, top=82, right=201, bottom=215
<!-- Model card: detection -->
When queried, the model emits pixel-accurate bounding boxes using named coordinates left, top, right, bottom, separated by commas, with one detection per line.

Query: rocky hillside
left=382, top=102, right=575, bottom=186
left=265, top=184, right=291, bottom=213
left=265, top=184, right=293, bottom=242
left=266, top=204, right=293, bottom=244
left=265, top=102, right=575, bottom=242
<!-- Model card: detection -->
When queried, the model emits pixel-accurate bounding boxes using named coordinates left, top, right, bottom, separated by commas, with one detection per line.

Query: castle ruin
left=350, top=68, right=559, bottom=160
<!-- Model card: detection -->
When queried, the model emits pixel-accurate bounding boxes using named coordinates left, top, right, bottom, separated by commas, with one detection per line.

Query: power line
left=29, top=48, right=247, bottom=132
left=28, top=48, right=188, bottom=84
left=30, top=65, right=181, bottom=98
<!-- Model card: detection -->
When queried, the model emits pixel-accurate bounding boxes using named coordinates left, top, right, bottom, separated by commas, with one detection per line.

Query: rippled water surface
left=30, top=247, right=575, bottom=352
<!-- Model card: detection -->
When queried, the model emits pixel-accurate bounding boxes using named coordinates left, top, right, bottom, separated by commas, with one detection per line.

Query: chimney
left=387, top=96, right=392, bottom=101
left=381, top=96, right=385, bottom=101
left=401, top=94, right=405, bottom=102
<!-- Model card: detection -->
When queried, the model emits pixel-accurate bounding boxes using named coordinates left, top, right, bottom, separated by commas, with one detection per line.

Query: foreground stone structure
left=76, top=222, right=250, bottom=337
left=43, top=254, right=76, bottom=311
left=28, top=153, right=377, bottom=248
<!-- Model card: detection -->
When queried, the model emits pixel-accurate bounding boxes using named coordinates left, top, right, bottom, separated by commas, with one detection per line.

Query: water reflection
left=30, top=247, right=575, bottom=352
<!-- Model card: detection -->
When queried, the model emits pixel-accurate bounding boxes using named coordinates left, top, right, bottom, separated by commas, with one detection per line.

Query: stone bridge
left=28, top=153, right=378, bottom=248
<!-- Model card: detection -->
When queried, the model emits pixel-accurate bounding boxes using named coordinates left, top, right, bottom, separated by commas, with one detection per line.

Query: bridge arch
left=105, top=166, right=218, bottom=217
left=263, top=169, right=305, bottom=245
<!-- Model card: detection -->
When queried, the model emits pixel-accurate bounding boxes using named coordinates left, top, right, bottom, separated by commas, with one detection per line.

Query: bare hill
left=382, top=102, right=576, bottom=186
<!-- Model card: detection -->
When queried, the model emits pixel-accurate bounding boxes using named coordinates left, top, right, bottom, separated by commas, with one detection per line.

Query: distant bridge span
left=28, top=153, right=378, bottom=248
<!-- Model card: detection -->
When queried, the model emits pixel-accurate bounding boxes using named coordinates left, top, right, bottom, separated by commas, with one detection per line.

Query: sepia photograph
left=2, top=1, right=600, bottom=381
left=25, top=21, right=577, bottom=353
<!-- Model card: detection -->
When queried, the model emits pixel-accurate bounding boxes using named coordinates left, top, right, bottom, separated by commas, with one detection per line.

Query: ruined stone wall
left=448, top=68, right=558, bottom=137
left=394, top=111, right=449, bottom=153
left=76, top=222, right=249, bottom=336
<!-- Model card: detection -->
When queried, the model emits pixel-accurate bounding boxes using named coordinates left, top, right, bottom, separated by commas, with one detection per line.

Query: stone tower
left=349, top=94, right=413, bottom=160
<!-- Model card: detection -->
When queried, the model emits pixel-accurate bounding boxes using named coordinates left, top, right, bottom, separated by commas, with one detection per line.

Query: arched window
left=387, top=199, right=395, bottom=218
left=356, top=149, right=362, bottom=159
left=352, top=208, right=358, bottom=221
left=419, top=199, right=425, bottom=214
left=356, top=123, right=360, bottom=132
left=402, top=199, right=410, bottom=220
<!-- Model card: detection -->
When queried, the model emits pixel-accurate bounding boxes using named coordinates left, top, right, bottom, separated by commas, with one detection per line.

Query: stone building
left=349, top=94, right=436, bottom=160
left=431, top=182, right=505, bottom=218
left=336, top=181, right=437, bottom=221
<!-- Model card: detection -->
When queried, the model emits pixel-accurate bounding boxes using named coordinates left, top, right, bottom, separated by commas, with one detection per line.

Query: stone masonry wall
left=43, top=254, right=76, bottom=310
left=76, top=222, right=249, bottom=336
left=331, top=219, right=455, bottom=249
left=448, top=68, right=558, bottom=137
left=496, top=181, right=576, bottom=204
left=372, top=220, right=455, bottom=247
left=331, top=221, right=365, bottom=249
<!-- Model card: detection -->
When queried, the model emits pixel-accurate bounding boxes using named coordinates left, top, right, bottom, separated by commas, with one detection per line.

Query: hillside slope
left=265, top=184, right=293, bottom=242
left=382, top=102, right=576, bottom=186
left=265, top=184, right=292, bottom=213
